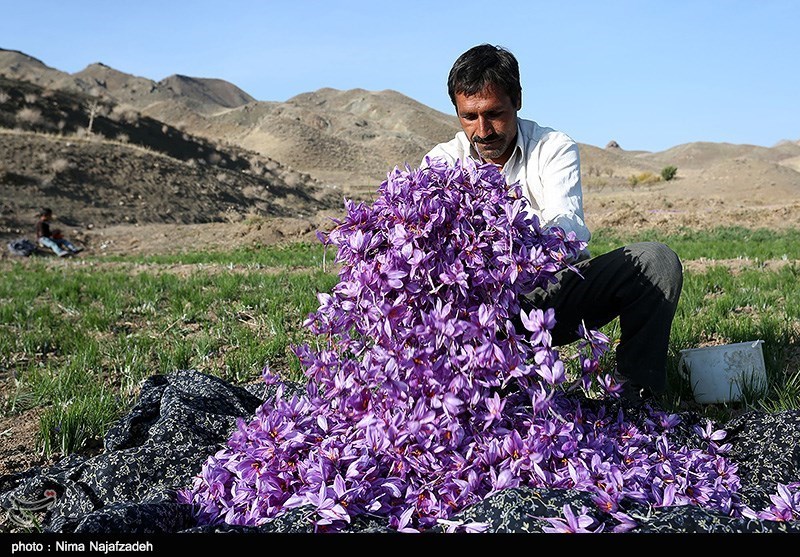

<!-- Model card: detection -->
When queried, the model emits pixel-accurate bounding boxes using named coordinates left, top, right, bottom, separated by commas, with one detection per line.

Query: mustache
left=472, top=133, right=502, bottom=144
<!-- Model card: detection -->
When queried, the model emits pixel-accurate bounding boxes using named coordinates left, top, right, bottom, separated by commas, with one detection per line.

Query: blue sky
left=1, top=0, right=798, bottom=152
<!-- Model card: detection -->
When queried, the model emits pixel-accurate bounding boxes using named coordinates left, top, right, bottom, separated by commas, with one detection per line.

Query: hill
left=1, top=47, right=800, bottom=257
left=0, top=73, right=342, bottom=251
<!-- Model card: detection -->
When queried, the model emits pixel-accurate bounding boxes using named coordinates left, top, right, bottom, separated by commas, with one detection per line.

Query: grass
left=0, top=247, right=337, bottom=456
left=585, top=226, right=800, bottom=420
left=1, top=226, right=798, bottom=460
left=591, top=226, right=800, bottom=260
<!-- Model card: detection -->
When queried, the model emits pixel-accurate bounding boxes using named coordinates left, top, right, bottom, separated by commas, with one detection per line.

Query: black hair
left=38, top=207, right=53, bottom=217
left=447, top=44, right=522, bottom=108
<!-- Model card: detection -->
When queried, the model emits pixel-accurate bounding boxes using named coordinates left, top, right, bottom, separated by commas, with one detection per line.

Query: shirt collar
left=504, top=123, right=524, bottom=170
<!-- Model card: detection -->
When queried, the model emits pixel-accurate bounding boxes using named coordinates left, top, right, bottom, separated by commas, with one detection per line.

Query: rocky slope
left=0, top=73, right=342, bottom=237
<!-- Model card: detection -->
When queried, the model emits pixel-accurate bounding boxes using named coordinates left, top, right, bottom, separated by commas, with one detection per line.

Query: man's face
left=454, top=84, right=520, bottom=166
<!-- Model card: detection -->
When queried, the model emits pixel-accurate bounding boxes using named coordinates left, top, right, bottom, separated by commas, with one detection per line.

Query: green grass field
left=1, top=226, right=799, bottom=457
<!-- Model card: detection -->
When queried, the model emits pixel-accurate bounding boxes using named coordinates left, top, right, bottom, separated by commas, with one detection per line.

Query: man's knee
left=626, top=242, right=683, bottom=301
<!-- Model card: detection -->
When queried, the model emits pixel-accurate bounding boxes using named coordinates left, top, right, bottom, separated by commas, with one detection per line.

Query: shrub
left=50, top=158, right=71, bottom=175
left=661, top=165, right=678, bottom=181
left=628, top=172, right=661, bottom=186
left=110, top=104, right=140, bottom=124
left=16, top=107, right=43, bottom=127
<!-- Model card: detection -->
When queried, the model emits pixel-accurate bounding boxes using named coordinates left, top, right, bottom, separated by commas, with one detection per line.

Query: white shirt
left=422, top=118, right=591, bottom=257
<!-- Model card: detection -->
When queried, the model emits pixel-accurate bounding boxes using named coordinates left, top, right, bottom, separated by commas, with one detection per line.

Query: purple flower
left=483, top=392, right=506, bottom=429
left=541, top=504, right=602, bottom=533
left=180, top=158, right=765, bottom=532
left=755, top=483, right=800, bottom=522
left=519, top=307, right=556, bottom=347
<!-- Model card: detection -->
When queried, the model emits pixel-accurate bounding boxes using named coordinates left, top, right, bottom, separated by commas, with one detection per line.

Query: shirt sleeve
left=536, top=134, right=591, bottom=251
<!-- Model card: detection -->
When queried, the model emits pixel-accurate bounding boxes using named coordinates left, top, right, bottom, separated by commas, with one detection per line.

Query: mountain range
left=1, top=47, right=799, bottom=239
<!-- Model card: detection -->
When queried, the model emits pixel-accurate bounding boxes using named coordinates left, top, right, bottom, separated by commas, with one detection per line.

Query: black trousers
left=519, top=241, right=683, bottom=394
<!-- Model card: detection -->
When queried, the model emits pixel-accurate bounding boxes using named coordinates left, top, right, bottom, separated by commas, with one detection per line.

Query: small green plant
left=661, top=165, right=678, bottom=181
left=37, top=395, right=108, bottom=456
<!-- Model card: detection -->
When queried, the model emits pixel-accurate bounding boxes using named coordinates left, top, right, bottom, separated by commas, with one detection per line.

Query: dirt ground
left=67, top=182, right=800, bottom=258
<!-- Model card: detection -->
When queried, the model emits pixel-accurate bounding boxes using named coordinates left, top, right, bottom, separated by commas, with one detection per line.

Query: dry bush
left=0, top=90, right=10, bottom=104
left=584, top=177, right=608, bottom=191
left=110, top=104, right=140, bottom=124
left=249, top=161, right=265, bottom=176
left=16, top=107, right=43, bottom=126
left=23, top=92, right=39, bottom=104
left=585, top=165, right=601, bottom=177
left=628, top=172, right=661, bottom=187
left=50, top=158, right=71, bottom=175
left=116, top=132, right=130, bottom=143
left=207, top=152, right=222, bottom=165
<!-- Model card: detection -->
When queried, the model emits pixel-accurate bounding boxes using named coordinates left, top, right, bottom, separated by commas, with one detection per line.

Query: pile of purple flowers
left=179, top=158, right=799, bottom=532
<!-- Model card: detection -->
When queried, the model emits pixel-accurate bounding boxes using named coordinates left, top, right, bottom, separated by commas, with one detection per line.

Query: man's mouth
left=473, top=135, right=502, bottom=150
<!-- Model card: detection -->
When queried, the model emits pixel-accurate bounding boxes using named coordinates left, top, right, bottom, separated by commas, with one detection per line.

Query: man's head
left=447, top=44, right=522, bottom=166
left=38, top=207, right=53, bottom=220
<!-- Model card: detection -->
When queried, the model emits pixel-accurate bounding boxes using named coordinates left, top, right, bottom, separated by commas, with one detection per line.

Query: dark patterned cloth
left=1, top=370, right=799, bottom=534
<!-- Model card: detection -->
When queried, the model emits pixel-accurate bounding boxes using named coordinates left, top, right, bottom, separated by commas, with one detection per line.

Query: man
left=36, top=207, right=83, bottom=257
left=422, top=44, right=683, bottom=401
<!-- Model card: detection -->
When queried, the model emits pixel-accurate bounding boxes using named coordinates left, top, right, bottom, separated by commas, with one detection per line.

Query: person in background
left=422, top=44, right=684, bottom=404
left=35, top=207, right=83, bottom=257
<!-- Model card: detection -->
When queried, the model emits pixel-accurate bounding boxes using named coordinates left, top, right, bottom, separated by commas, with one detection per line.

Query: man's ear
left=516, top=94, right=522, bottom=111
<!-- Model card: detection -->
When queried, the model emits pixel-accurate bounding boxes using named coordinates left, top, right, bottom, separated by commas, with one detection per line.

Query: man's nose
left=476, top=116, right=494, bottom=138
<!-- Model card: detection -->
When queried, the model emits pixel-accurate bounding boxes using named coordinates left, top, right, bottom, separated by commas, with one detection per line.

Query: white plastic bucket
left=679, top=340, right=767, bottom=404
